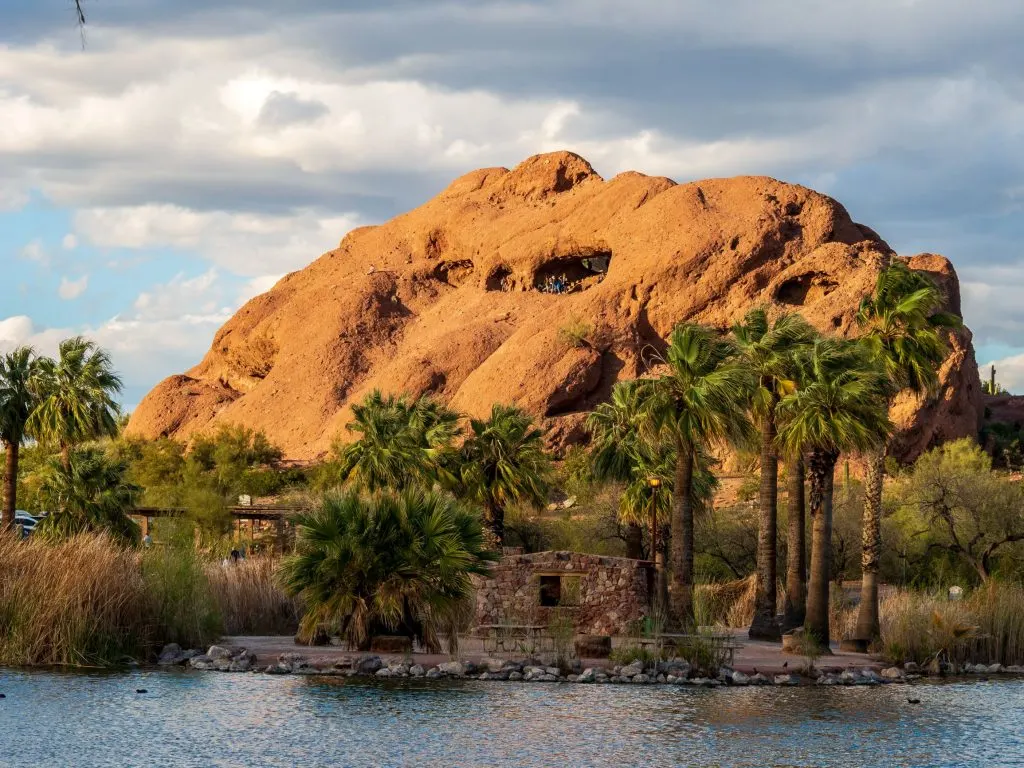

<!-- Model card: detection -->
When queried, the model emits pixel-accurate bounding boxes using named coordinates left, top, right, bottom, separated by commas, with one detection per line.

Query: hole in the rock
left=486, top=265, right=515, bottom=291
left=534, top=251, right=611, bottom=294
left=775, top=272, right=839, bottom=306
left=784, top=201, right=803, bottom=216
left=424, top=227, right=447, bottom=259
left=432, top=259, right=474, bottom=286
left=729, top=236, right=740, bottom=250
left=831, top=316, right=842, bottom=328
left=780, top=219, right=803, bottom=241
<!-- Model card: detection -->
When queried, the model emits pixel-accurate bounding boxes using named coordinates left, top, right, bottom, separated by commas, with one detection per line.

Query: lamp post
left=648, top=476, right=664, bottom=608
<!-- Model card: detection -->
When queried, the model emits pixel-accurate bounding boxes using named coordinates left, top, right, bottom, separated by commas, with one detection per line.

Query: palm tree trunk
left=624, top=523, right=644, bottom=560
left=805, top=449, right=837, bottom=651
left=854, top=446, right=885, bottom=643
left=749, top=416, right=780, bottom=640
left=782, top=454, right=806, bottom=631
left=668, top=437, right=695, bottom=630
left=3, top=440, right=18, bottom=532
left=486, top=499, right=505, bottom=547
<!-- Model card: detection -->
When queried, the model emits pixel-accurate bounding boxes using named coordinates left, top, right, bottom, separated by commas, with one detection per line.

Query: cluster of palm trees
left=282, top=395, right=551, bottom=649
left=280, top=489, right=497, bottom=652
left=335, top=394, right=551, bottom=544
left=584, top=262, right=957, bottom=649
left=0, top=337, right=124, bottom=534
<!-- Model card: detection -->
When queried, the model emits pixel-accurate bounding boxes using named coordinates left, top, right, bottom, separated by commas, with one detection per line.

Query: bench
left=475, top=624, right=554, bottom=657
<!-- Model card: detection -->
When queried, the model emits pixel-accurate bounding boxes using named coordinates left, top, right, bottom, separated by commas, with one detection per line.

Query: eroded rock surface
left=127, top=151, right=982, bottom=461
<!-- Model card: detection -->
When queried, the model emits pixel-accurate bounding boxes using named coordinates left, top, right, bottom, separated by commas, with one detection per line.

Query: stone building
left=473, top=551, right=653, bottom=636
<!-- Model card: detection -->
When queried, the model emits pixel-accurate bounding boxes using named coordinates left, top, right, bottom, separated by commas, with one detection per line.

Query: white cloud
left=133, top=268, right=223, bottom=321
left=0, top=269, right=237, bottom=404
left=3, top=0, right=1024, bottom=405
left=20, top=239, right=49, bottom=266
left=73, top=205, right=360, bottom=277
left=57, top=274, right=88, bottom=300
left=238, top=273, right=285, bottom=305
left=0, top=315, right=36, bottom=347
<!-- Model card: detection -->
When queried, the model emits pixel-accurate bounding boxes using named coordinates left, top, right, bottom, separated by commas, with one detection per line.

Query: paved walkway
left=223, top=631, right=883, bottom=675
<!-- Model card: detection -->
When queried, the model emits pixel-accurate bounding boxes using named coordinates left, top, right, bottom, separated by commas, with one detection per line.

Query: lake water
left=1, top=669, right=1022, bottom=767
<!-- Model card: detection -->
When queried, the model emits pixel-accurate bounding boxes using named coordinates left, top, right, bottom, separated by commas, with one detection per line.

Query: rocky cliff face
left=126, top=151, right=983, bottom=461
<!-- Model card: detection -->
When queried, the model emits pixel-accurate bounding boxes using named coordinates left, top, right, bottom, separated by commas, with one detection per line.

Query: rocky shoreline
left=157, top=644, right=1024, bottom=687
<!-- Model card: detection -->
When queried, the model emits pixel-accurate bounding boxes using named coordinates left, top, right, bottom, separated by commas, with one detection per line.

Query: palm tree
left=0, top=347, right=40, bottom=532
left=852, top=261, right=960, bottom=642
left=28, top=337, right=122, bottom=469
left=456, top=404, right=550, bottom=545
left=338, top=391, right=460, bottom=491
left=733, top=308, right=816, bottom=641
left=777, top=338, right=891, bottom=650
left=587, top=381, right=655, bottom=558
left=35, top=447, right=141, bottom=544
left=279, top=489, right=496, bottom=651
left=588, top=380, right=719, bottom=598
left=781, top=454, right=807, bottom=631
left=645, top=324, right=753, bottom=628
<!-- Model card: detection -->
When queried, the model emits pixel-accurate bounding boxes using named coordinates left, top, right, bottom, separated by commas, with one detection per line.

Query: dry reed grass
left=206, top=556, right=302, bottom=636
left=881, top=582, right=1024, bottom=666
left=0, top=532, right=148, bottom=666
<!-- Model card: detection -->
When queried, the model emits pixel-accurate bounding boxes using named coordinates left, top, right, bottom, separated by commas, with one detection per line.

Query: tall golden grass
left=881, top=582, right=1024, bottom=666
left=0, top=533, right=148, bottom=666
left=206, top=556, right=301, bottom=636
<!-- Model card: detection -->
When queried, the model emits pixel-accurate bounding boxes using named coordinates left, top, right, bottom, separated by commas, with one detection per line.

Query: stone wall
left=473, top=551, right=652, bottom=636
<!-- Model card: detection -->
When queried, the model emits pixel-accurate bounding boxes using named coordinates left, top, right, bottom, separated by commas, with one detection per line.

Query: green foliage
left=983, top=379, right=1008, bottom=396
left=981, top=421, right=1024, bottom=470
left=547, top=609, right=577, bottom=669
left=279, top=489, right=497, bottom=651
left=731, top=308, right=817, bottom=425
left=857, top=261, right=959, bottom=398
left=35, top=447, right=140, bottom=544
left=557, top=317, right=593, bottom=349
left=27, top=336, right=123, bottom=458
left=695, top=503, right=758, bottom=580
left=586, top=380, right=720, bottom=559
left=504, top=490, right=626, bottom=556
left=456, top=403, right=551, bottom=543
left=647, top=324, right=755, bottom=454
left=887, top=439, right=1024, bottom=582
left=0, top=346, right=40, bottom=450
left=141, top=520, right=222, bottom=649
left=831, top=478, right=866, bottom=583
left=335, top=391, right=460, bottom=492
left=188, top=424, right=284, bottom=493
left=776, top=337, right=891, bottom=458
left=109, top=425, right=291, bottom=537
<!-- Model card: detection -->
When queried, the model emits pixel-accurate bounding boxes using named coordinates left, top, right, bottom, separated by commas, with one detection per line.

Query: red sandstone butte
left=126, top=151, right=983, bottom=461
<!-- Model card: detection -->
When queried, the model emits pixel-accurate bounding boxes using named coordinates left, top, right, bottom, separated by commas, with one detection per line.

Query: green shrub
left=141, top=522, right=222, bottom=649
left=557, top=318, right=593, bottom=348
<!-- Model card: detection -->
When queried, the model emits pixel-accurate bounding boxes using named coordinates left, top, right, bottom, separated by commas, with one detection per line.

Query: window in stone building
left=538, top=574, right=581, bottom=607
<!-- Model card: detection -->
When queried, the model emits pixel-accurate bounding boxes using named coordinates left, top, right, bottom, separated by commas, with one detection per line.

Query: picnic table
left=637, top=629, right=744, bottom=665
left=476, top=624, right=554, bottom=656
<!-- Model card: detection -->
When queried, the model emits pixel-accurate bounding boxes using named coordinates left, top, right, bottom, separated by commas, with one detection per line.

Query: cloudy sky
left=2, top=1, right=1024, bottom=405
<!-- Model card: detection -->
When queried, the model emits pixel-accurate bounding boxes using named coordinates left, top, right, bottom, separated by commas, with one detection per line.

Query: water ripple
left=0, top=670, right=1022, bottom=767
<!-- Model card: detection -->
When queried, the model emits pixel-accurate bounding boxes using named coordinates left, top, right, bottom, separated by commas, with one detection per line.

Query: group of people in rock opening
left=540, top=274, right=570, bottom=294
